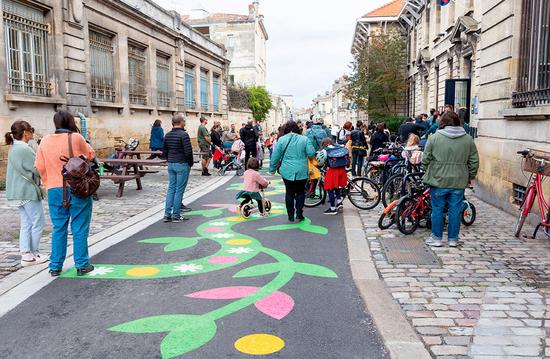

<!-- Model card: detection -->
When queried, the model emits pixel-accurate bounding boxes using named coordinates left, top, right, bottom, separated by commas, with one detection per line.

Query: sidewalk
left=0, top=167, right=206, bottom=282
left=358, top=194, right=550, bottom=358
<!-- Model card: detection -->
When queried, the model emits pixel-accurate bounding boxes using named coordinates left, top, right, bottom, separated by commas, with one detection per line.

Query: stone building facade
left=183, top=1, right=268, bottom=87
left=400, top=0, right=550, bottom=214
left=0, top=0, right=230, bottom=182
left=312, top=76, right=361, bottom=129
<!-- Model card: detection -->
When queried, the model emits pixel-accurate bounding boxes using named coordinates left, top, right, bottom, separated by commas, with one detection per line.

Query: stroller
left=217, top=146, right=245, bottom=176
left=236, top=188, right=272, bottom=218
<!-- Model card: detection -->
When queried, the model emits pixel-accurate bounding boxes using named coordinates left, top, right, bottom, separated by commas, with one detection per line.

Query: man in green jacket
left=422, top=111, right=479, bottom=248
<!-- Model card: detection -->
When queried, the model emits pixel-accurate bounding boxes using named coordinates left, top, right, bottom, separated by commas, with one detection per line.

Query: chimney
left=249, top=1, right=259, bottom=18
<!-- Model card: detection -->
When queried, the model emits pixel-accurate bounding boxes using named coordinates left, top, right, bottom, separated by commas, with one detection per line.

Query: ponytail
left=4, top=132, right=13, bottom=145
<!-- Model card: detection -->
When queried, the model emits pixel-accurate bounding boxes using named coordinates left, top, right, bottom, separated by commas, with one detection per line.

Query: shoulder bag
left=276, top=134, right=294, bottom=174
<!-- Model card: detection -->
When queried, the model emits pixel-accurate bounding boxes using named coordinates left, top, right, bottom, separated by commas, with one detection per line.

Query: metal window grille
left=213, top=74, right=220, bottom=112
left=200, top=69, right=208, bottom=111
left=513, top=0, right=550, bottom=108
left=128, top=43, right=147, bottom=105
left=185, top=66, right=195, bottom=109
left=513, top=183, right=527, bottom=205
left=156, top=55, right=170, bottom=107
left=89, top=30, right=115, bottom=102
left=3, top=0, right=50, bottom=96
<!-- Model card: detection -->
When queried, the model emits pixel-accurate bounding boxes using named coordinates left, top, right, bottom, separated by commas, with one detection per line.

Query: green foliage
left=0, top=180, right=5, bottom=191
left=345, top=29, right=407, bottom=117
left=248, top=86, right=272, bottom=122
left=377, top=115, right=406, bottom=135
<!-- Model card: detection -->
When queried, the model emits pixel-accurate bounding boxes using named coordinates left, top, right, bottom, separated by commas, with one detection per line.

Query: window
left=513, top=0, right=550, bottom=108
left=128, top=42, right=147, bottom=105
left=226, top=34, right=234, bottom=47
left=213, top=74, right=220, bottom=112
left=3, top=0, right=49, bottom=96
left=156, top=54, right=170, bottom=107
left=229, top=74, right=235, bottom=86
left=185, top=65, right=195, bottom=109
left=89, top=29, right=115, bottom=102
left=200, top=69, right=208, bottom=111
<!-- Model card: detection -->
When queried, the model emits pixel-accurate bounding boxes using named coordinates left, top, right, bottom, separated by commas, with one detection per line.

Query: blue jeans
left=18, top=200, right=45, bottom=253
left=430, top=187, right=465, bottom=242
left=164, top=163, right=190, bottom=218
left=48, top=188, right=93, bottom=271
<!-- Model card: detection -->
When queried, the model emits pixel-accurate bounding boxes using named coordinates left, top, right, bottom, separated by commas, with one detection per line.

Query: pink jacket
left=243, top=169, right=269, bottom=192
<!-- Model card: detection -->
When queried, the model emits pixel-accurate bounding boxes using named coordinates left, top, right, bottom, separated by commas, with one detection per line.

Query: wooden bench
left=98, top=158, right=166, bottom=197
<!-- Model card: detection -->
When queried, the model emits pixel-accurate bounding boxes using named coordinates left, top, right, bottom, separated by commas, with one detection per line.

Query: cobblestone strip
left=359, top=194, right=550, bottom=359
left=0, top=169, right=207, bottom=281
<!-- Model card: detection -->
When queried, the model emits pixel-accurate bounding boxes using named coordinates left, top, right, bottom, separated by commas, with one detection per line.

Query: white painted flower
left=173, top=264, right=203, bottom=273
left=88, top=267, right=114, bottom=276
left=212, top=233, right=234, bottom=239
left=210, top=222, right=228, bottom=226
left=227, top=247, right=254, bottom=254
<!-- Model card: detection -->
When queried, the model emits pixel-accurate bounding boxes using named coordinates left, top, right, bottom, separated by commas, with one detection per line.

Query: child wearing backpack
left=319, top=138, right=349, bottom=215
left=402, top=134, right=423, bottom=170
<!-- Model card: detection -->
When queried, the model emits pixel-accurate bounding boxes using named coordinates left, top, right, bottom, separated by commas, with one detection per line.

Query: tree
left=248, top=86, right=272, bottom=122
left=345, top=30, right=407, bottom=118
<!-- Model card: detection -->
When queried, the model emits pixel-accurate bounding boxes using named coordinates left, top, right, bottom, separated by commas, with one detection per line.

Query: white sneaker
left=425, top=237, right=443, bottom=247
left=448, top=241, right=459, bottom=248
left=33, top=252, right=50, bottom=264
left=21, top=252, right=38, bottom=267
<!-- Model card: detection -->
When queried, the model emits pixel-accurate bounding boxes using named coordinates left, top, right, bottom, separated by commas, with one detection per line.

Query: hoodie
left=438, top=126, right=466, bottom=139
left=422, top=127, right=479, bottom=189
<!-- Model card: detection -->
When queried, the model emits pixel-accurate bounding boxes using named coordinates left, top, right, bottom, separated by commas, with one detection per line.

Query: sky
left=153, top=0, right=391, bottom=108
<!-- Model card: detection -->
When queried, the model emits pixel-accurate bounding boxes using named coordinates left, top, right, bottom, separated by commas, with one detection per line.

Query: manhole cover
left=380, top=238, right=439, bottom=265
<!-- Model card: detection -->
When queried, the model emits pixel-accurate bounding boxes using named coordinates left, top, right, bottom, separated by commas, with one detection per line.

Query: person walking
left=197, top=116, right=212, bottom=176
left=162, top=114, right=194, bottom=223
left=5, top=121, right=48, bottom=267
left=35, top=111, right=96, bottom=277
left=422, top=111, right=479, bottom=248
left=210, top=121, right=224, bottom=169
left=240, top=121, right=258, bottom=169
left=337, top=121, right=353, bottom=145
left=350, top=120, right=368, bottom=176
left=319, top=138, right=348, bottom=215
left=147, top=120, right=164, bottom=159
left=269, top=120, right=316, bottom=222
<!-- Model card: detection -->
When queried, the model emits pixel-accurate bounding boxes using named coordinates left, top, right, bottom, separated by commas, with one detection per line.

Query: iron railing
left=513, top=0, right=550, bottom=107
left=90, top=30, right=116, bottom=102
left=128, top=43, right=147, bottom=105
left=156, top=55, right=170, bottom=107
left=3, top=0, right=50, bottom=96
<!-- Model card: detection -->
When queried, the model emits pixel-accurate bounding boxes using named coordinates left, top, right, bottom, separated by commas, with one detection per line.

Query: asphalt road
left=0, top=175, right=389, bottom=359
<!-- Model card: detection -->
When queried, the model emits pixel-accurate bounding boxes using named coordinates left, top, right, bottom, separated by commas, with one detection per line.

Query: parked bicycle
left=304, top=168, right=380, bottom=210
left=514, top=149, right=550, bottom=239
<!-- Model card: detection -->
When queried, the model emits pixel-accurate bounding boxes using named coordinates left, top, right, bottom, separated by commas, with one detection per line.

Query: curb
left=0, top=174, right=234, bottom=318
left=343, top=202, right=431, bottom=359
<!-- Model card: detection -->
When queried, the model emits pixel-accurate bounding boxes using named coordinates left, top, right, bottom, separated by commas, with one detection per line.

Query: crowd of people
left=3, top=105, right=478, bottom=275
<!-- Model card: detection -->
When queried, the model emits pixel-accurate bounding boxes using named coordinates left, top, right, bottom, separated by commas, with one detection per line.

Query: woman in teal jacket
left=269, top=121, right=316, bottom=222
left=5, top=121, right=48, bottom=267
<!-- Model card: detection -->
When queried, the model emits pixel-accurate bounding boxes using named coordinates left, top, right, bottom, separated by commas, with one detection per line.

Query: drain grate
left=379, top=238, right=439, bottom=265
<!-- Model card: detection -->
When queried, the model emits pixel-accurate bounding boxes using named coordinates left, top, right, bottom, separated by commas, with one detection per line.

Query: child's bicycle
left=237, top=188, right=272, bottom=219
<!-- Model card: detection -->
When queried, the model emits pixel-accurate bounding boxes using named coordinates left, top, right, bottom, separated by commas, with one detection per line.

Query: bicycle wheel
left=347, top=177, right=380, bottom=210
left=304, top=180, right=326, bottom=208
left=396, top=196, right=420, bottom=235
left=461, top=201, right=477, bottom=226
left=366, top=167, right=383, bottom=186
left=382, top=174, right=404, bottom=208
left=514, top=187, right=534, bottom=237
left=236, top=166, right=244, bottom=176
left=378, top=211, right=395, bottom=230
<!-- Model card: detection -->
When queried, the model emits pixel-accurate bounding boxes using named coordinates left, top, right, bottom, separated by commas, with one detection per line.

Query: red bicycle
left=514, top=149, right=550, bottom=239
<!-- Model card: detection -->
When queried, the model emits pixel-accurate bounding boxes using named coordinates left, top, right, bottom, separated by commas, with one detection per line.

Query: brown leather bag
left=60, top=133, right=100, bottom=207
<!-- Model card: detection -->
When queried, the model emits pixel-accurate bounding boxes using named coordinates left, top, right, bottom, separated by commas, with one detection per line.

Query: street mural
left=61, top=177, right=336, bottom=358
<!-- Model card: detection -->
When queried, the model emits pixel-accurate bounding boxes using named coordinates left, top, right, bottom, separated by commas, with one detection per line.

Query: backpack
left=60, top=133, right=100, bottom=207
left=337, top=129, right=349, bottom=145
left=326, top=146, right=350, bottom=168
left=308, top=125, right=329, bottom=150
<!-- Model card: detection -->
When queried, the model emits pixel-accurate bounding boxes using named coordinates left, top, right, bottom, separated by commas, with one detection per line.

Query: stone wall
left=0, top=0, right=230, bottom=184
left=403, top=0, right=550, bottom=217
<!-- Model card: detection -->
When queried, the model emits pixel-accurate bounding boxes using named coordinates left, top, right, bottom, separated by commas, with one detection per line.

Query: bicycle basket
left=522, top=149, right=550, bottom=176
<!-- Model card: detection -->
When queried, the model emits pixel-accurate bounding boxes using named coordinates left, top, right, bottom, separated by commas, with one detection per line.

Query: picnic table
left=98, top=158, right=166, bottom=197
left=115, top=149, right=211, bottom=163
